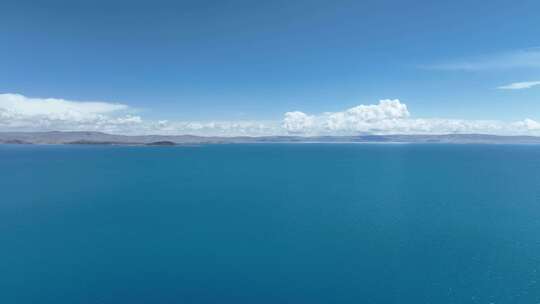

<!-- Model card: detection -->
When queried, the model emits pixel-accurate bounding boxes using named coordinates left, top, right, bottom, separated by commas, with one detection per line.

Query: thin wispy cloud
left=497, top=81, right=540, bottom=90
left=424, top=47, right=540, bottom=71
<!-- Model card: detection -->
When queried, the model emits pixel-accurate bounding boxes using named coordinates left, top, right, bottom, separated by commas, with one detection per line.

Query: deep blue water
left=1, top=144, right=540, bottom=303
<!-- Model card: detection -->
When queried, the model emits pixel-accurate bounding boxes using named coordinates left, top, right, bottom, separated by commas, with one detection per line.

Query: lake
left=1, top=144, right=539, bottom=303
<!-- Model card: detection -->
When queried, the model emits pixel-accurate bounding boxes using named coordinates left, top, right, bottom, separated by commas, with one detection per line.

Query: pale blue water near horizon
left=1, top=144, right=540, bottom=303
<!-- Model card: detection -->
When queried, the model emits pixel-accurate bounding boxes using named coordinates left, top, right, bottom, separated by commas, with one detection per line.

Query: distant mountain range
left=2, top=131, right=540, bottom=145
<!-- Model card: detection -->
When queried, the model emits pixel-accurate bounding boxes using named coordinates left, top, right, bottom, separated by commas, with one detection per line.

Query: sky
left=1, top=0, right=540, bottom=136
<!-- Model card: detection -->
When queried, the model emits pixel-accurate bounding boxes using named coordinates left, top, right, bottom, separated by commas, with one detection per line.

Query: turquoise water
left=1, top=144, right=540, bottom=303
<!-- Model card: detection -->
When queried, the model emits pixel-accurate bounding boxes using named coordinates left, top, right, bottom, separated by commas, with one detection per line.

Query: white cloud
left=283, top=99, right=412, bottom=134
left=513, top=118, right=540, bottom=131
left=0, top=93, right=128, bottom=118
left=497, top=81, right=540, bottom=90
left=282, top=99, right=409, bottom=135
left=1, top=93, right=540, bottom=136
left=151, top=120, right=281, bottom=137
left=425, top=47, right=540, bottom=71
left=0, top=93, right=142, bottom=133
left=282, top=111, right=315, bottom=133
left=326, top=99, right=409, bottom=131
left=280, top=99, right=540, bottom=136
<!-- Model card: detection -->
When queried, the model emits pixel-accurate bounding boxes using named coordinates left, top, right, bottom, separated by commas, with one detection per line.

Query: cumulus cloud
left=497, top=81, right=540, bottom=90
left=0, top=93, right=142, bottom=133
left=282, top=111, right=315, bottom=133
left=325, top=99, right=409, bottom=131
left=282, top=99, right=409, bottom=135
left=280, top=99, right=540, bottom=136
left=424, top=47, right=540, bottom=71
left=283, top=99, right=412, bottom=134
left=0, top=93, right=128, bottom=117
left=0, top=93, right=286, bottom=135
left=513, top=118, right=540, bottom=131
left=1, top=93, right=540, bottom=136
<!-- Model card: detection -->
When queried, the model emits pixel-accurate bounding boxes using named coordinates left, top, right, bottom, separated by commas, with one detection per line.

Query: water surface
left=1, top=144, right=539, bottom=303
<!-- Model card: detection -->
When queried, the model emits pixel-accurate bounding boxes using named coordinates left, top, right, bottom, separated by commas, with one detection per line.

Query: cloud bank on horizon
left=1, top=93, right=540, bottom=136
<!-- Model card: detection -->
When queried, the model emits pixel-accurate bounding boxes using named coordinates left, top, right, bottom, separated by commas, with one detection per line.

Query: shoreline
left=2, top=131, right=540, bottom=145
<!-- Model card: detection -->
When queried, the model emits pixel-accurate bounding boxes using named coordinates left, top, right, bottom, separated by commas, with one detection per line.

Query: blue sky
left=1, top=0, right=539, bottom=135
